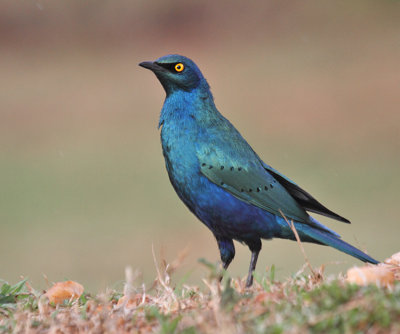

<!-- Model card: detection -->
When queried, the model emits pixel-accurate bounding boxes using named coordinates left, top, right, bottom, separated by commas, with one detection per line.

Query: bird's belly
left=192, top=177, right=282, bottom=240
left=166, top=161, right=281, bottom=241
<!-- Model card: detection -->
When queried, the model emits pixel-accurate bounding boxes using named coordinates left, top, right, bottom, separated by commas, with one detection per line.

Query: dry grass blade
left=151, top=243, right=180, bottom=311
left=279, top=209, right=317, bottom=278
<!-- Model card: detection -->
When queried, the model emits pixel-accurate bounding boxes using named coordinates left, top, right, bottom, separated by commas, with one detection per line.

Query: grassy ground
left=1, top=258, right=400, bottom=334
left=1, top=0, right=399, bottom=300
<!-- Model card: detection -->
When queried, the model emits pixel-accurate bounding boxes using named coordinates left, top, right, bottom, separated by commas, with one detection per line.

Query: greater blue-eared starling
left=139, top=54, right=378, bottom=287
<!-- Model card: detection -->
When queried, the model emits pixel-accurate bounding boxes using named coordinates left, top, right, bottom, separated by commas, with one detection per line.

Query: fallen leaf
left=384, top=252, right=400, bottom=267
left=346, top=266, right=394, bottom=288
left=254, top=292, right=269, bottom=304
left=117, top=294, right=151, bottom=309
left=45, top=281, right=84, bottom=305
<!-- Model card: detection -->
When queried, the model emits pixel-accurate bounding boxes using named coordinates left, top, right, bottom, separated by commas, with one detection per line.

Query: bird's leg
left=246, top=250, right=259, bottom=287
left=245, top=239, right=262, bottom=287
left=216, top=237, right=235, bottom=282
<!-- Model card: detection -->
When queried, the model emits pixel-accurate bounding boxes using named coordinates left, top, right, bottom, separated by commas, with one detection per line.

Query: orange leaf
left=384, top=252, right=400, bottom=267
left=254, top=292, right=269, bottom=304
left=117, top=294, right=150, bottom=309
left=346, top=266, right=394, bottom=288
left=45, top=281, right=84, bottom=305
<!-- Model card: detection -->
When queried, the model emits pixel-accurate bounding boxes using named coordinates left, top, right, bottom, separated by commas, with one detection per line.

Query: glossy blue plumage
left=140, top=54, right=378, bottom=286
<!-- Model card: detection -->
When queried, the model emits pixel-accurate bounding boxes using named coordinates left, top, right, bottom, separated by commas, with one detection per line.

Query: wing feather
left=199, top=160, right=310, bottom=224
left=261, top=162, right=350, bottom=223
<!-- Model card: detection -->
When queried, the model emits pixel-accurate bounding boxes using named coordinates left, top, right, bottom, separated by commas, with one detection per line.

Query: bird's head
left=139, top=55, right=207, bottom=95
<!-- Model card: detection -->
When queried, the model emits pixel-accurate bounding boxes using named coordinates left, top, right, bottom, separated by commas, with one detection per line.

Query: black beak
left=139, top=61, right=165, bottom=72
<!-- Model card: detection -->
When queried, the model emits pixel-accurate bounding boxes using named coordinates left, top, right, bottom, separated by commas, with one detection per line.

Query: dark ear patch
left=155, top=62, right=182, bottom=73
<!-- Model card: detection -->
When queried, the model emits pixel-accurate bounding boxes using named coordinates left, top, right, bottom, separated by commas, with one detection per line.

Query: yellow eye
left=175, top=63, right=184, bottom=72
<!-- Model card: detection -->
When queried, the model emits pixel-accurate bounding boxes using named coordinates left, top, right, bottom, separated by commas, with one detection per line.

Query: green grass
left=1, top=263, right=400, bottom=333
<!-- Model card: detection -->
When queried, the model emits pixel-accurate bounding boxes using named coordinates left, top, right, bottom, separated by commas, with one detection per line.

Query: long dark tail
left=296, top=224, right=379, bottom=264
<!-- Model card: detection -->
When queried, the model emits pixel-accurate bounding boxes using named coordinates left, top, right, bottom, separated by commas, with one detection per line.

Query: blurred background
left=1, top=0, right=399, bottom=292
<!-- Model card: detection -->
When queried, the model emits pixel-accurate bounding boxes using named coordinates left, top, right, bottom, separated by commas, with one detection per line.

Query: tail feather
left=308, top=216, right=341, bottom=238
left=296, top=223, right=379, bottom=264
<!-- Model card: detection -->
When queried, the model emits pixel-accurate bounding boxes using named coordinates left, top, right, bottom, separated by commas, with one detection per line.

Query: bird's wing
left=195, top=114, right=348, bottom=226
left=261, top=162, right=350, bottom=223
left=197, top=145, right=310, bottom=224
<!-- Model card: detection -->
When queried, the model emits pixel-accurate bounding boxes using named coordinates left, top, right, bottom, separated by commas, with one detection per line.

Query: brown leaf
left=45, top=281, right=84, bottom=305
left=384, top=252, right=400, bottom=267
left=346, top=266, right=394, bottom=288
left=117, top=294, right=151, bottom=309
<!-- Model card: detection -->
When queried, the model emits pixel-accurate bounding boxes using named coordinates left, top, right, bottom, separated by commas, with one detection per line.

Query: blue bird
left=139, top=54, right=378, bottom=287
